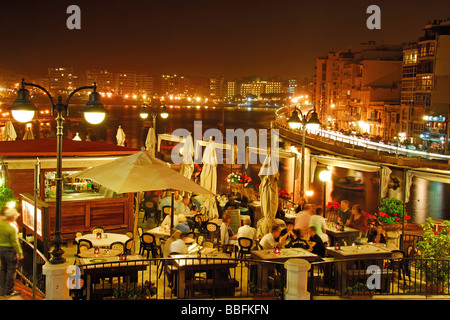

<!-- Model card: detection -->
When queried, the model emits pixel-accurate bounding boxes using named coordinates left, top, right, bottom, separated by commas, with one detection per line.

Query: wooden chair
left=388, top=250, right=410, bottom=282
left=255, top=240, right=263, bottom=250
left=109, top=241, right=125, bottom=253
left=73, top=230, right=83, bottom=245
left=196, top=234, right=205, bottom=246
left=77, top=239, right=93, bottom=254
left=205, top=222, right=220, bottom=246
left=91, top=226, right=105, bottom=234
left=124, top=238, right=134, bottom=255
left=237, top=237, right=253, bottom=259
left=143, top=201, right=157, bottom=223
left=162, top=206, right=172, bottom=219
left=125, top=230, right=133, bottom=239
left=201, top=240, right=214, bottom=248
left=140, top=233, right=160, bottom=259
left=193, top=215, right=204, bottom=234
left=137, top=226, right=144, bottom=238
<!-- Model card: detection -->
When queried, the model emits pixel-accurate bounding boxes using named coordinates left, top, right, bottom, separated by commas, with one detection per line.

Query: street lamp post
left=140, top=103, right=169, bottom=133
left=9, top=79, right=107, bottom=264
left=287, top=106, right=321, bottom=198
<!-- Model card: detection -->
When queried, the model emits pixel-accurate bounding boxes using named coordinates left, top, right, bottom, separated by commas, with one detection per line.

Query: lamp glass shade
left=9, top=87, right=38, bottom=123
left=11, top=110, right=35, bottom=123
left=306, top=110, right=321, bottom=130
left=287, top=110, right=302, bottom=129
left=319, top=170, right=331, bottom=182
left=140, top=112, right=149, bottom=119
left=140, top=105, right=149, bottom=119
left=84, top=112, right=106, bottom=125
left=160, top=106, right=169, bottom=119
left=80, top=90, right=108, bottom=124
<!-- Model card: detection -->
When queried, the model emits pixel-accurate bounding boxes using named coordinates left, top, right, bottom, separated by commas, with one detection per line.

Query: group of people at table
left=148, top=190, right=388, bottom=261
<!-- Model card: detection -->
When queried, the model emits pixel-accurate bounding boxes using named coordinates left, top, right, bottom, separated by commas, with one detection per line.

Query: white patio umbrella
left=180, top=133, right=194, bottom=180
left=3, top=120, right=17, bottom=141
left=116, top=125, right=126, bottom=146
left=71, top=150, right=213, bottom=252
left=23, top=127, right=35, bottom=140
left=145, top=127, right=156, bottom=157
left=256, top=151, right=279, bottom=238
left=200, top=138, right=219, bottom=219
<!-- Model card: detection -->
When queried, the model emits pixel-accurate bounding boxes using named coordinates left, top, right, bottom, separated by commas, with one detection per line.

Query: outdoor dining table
left=283, top=210, right=298, bottom=220
left=75, top=232, right=130, bottom=248
left=325, top=226, right=360, bottom=246
left=148, top=226, right=171, bottom=238
left=326, top=244, right=395, bottom=294
left=76, top=254, right=148, bottom=300
left=250, top=248, right=318, bottom=289
left=77, top=248, right=122, bottom=259
left=171, top=252, right=237, bottom=298
left=147, top=226, right=195, bottom=243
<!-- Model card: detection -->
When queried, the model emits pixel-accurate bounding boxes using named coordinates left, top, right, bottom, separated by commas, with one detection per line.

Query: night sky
left=0, top=0, right=449, bottom=79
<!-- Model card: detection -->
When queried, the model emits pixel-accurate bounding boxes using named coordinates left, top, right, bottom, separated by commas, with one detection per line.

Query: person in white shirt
left=161, top=209, right=178, bottom=229
left=176, top=196, right=194, bottom=216
left=309, top=207, right=329, bottom=244
left=220, top=213, right=237, bottom=254
left=259, top=225, right=289, bottom=250
left=237, top=219, right=256, bottom=241
left=169, top=232, right=190, bottom=255
left=159, top=191, right=181, bottom=211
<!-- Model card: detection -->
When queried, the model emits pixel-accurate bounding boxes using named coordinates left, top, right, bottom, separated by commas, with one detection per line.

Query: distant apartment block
left=400, top=19, right=450, bottom=153
left=85, top=69, right=114, bottom=92
left=115, top=72, right=153, bottom=95
left=314, top=41, right=403, bottom=139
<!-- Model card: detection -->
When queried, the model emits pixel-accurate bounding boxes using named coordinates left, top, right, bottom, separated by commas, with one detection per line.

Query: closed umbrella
left=116, top=125, right=126, bottom=146
left=145, top=127, right=156, bottom=157
left=200, top=139, right=219, bottom=219
left=3, top=120, right=17, bottom=141
left=256, top=151, right=279, bottom=238
left=180, top=133, right=194, bottom=180
left=23, top=127, right=35, bottom=140
left=71, top=150, right=213, bottom=252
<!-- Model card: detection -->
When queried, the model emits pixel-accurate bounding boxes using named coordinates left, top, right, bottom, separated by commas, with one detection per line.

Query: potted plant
left=345, top=282, right=375, bottom=299
left=416, top=217, right=450, bottom=294
left=224, top=172, right=251, bottom=186
left=365, top=198, right=410, bottom=232
left=248, top=284, right=282, bottom=300
left=278, top=189, right=292, bottom=210
left=0, top=184, right=16, bottom=209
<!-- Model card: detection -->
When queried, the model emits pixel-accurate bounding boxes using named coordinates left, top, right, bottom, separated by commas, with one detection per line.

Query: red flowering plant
left=326, top=202, right=341, bottom=212
left=416, top=217, right=450, bottom=289
left=223, top=172, right=252, bottom=185
left=278, top=190, right=292, bottom=200
left=365, top=198, right=411, bottom=224
left=194, top=163, right=202, bottom=173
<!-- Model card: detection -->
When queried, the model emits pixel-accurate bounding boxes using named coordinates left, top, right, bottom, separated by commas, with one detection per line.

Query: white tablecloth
left=75, top=233, right=130, bottom=248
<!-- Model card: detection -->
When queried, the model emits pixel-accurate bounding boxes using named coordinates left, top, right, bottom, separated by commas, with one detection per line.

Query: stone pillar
left=386, top=231, right=400, bottom=247
left=284, top=258, right=311, bottom=300
left=42, top=261, right=72, bottom=300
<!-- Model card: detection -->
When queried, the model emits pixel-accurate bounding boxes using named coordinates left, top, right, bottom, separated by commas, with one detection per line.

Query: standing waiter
left=0, top=208, right=24, bottom=297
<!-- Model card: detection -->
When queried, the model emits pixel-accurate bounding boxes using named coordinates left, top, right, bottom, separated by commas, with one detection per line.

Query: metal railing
left=309, top=257, right=450, bottom=298
left=274, top=114, right=450, bottom=161
left=72, top=256, right=286, bottom=300
left=17, top=238, right=48, bottom=297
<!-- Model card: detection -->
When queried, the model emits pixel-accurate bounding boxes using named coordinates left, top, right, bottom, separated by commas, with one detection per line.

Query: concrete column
left=42, top=261, right=72, bottom=300
left=386, top=231, right=400, bottom=247
left=284, top=258, right=311, bottom=300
